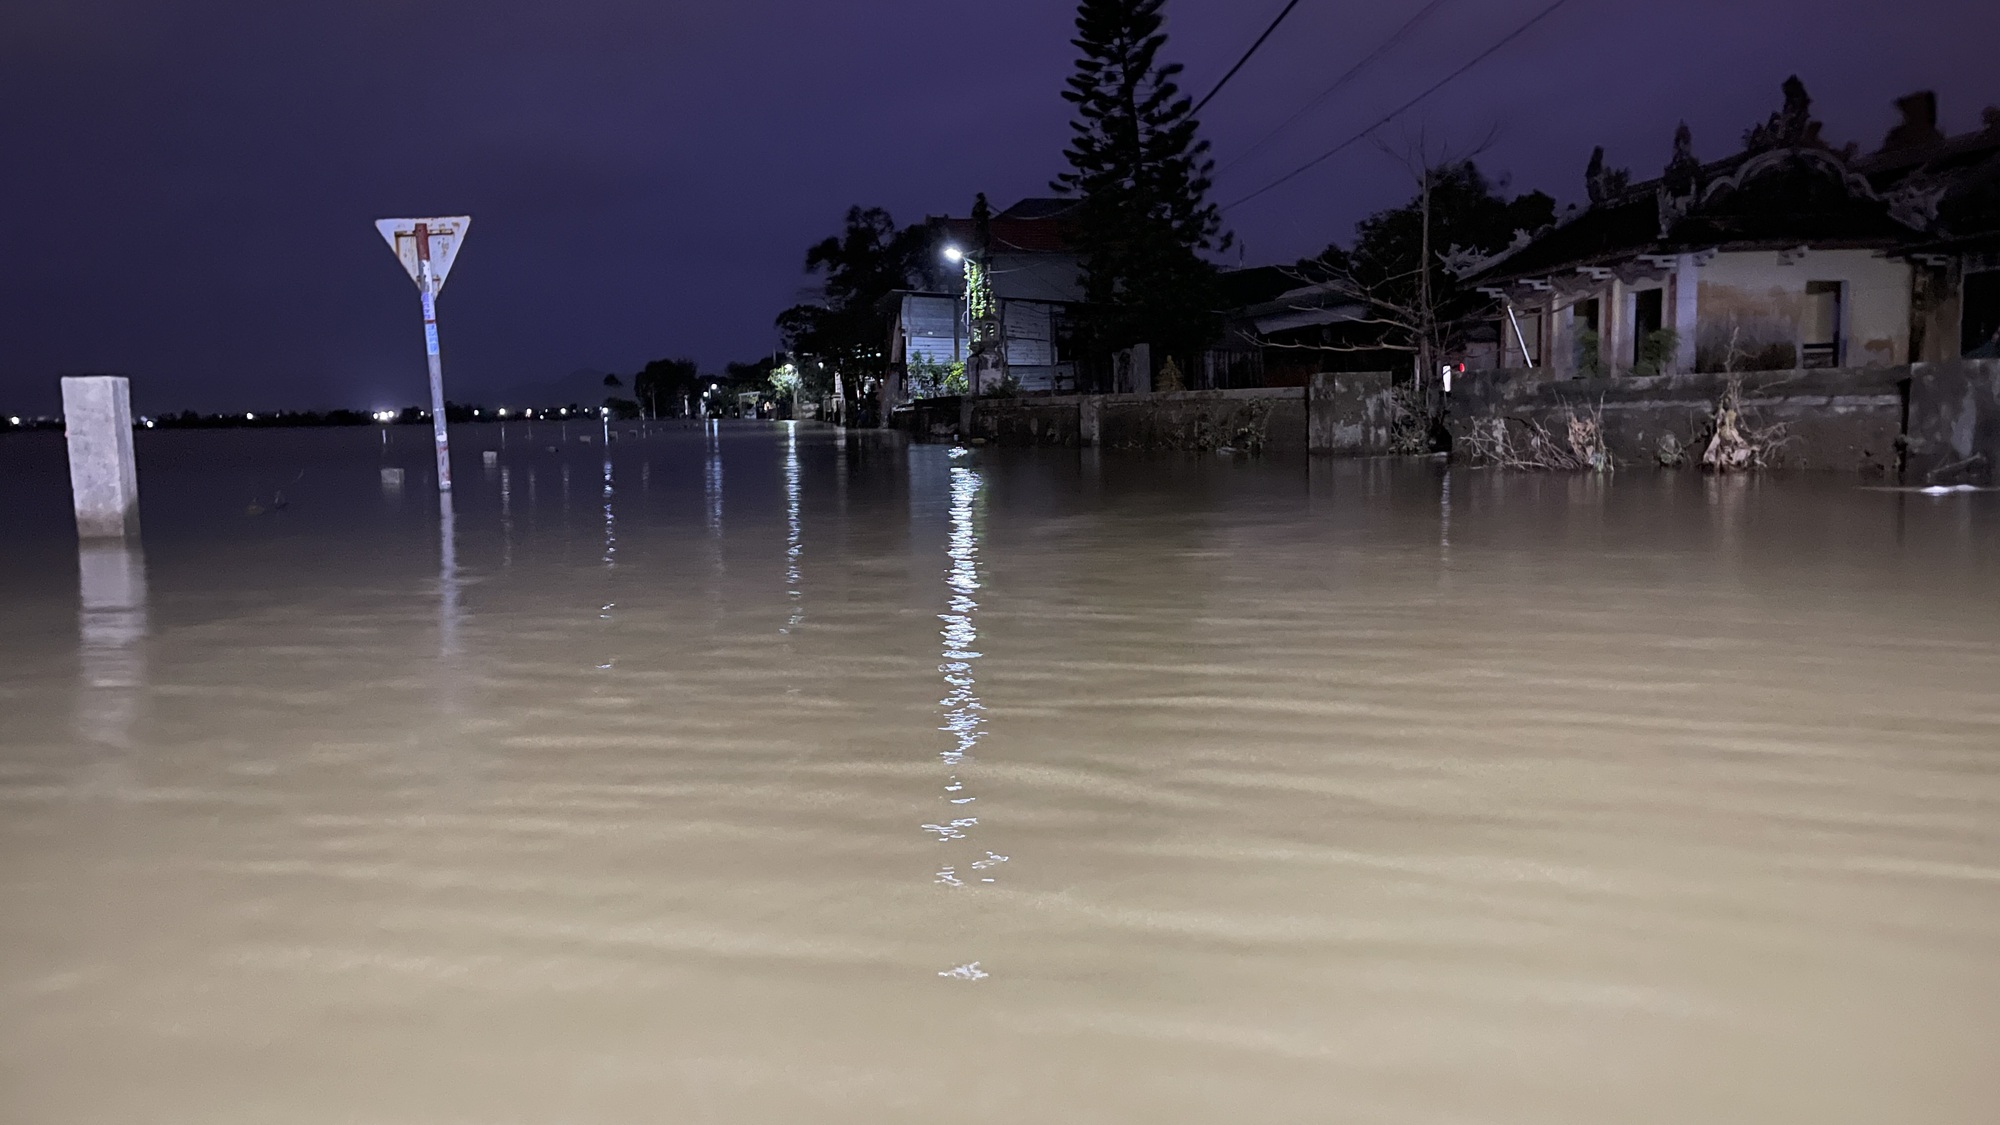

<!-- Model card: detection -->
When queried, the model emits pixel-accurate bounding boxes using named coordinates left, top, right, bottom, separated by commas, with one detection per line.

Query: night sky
left=3, top=0, right=1993, bottom=415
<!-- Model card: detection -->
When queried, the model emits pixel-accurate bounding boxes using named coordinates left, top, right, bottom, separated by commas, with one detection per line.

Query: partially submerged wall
left=1446, top=367, right=1908, bottom=473
left=1094, top=387, right=1304, bottom=453
left=1904, top=359, right=2000, bottom=484
left=975, top=395, right=1084, bottom=447
left=1308, top=372, right=1398, bottom=455
left=894, top=361, right=1997, bottom=478
left=892, top=378, right=1394, bottom=456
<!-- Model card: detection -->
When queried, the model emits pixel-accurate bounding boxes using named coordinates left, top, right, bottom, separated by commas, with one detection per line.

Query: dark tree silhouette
left=776, top=206, right=932, bottom=397
left=1054, top=0, right=1228, bottom=376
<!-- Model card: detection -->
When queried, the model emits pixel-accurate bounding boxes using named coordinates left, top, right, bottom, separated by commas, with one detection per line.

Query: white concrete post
left=61, top=376, right=141, bottom=540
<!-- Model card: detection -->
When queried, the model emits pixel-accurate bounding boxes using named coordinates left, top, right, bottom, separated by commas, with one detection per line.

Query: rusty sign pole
left=377, top=215, right=471, bottom=494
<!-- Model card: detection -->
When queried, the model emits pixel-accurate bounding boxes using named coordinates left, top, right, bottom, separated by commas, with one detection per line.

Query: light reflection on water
left=705, top=418, right=724, bottom=537
left=597, top=452, right=617, bottom=670
left=929, top=457, right=1008, bottom=909
left=782, top=422, right=803, bottom=635
left=75, top=541, right=146, bottom=753
left=438, top=492, right=460, bottom=659
left=0, top=424, right=1996, bottom=1123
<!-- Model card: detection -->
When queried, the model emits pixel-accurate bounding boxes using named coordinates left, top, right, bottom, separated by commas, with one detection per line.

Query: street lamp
left=941, top=246, right=971, bottom=366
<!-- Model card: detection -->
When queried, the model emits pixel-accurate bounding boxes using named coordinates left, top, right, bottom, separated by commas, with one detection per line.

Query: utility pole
left=376, top=216, right=471, bottom=493
left=1418, top=168, right=1433, bottom=400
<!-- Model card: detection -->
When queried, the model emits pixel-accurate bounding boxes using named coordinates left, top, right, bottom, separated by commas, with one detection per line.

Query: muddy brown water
left=3, top=423, right=1997, bottom=1123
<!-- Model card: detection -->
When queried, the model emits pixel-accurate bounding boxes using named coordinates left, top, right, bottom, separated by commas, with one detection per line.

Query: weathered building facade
left=1467, top=80, right=2000, bottom=378
left=1871, top=94, right=2000, bottom=363
left=883, top=196, right=1086, bottom=407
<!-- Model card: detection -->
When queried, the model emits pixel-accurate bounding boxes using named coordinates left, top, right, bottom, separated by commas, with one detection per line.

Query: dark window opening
left=1632, top=289, right=1664, bottom=367
left=1801, top=280, right=1843, bottom=367
left=1048, top=310, right=1081, bottom=393
left=1574, top=298, right=1602, bottom=373
left=1964, top=270, right=2000, bottom=358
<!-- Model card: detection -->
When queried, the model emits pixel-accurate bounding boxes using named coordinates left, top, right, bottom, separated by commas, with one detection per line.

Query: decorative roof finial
left=1584, top=146, right=1630, bottom=205
left=1744, top=75, right=1823, bottom=151
left=1881, top=91, right=1943, bottom=153
left=1657, top=123, right=1702, bottom=237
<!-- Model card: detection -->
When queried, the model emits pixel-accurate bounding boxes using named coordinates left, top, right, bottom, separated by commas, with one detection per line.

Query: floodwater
left=2, top=422, right=1998, bottom=1124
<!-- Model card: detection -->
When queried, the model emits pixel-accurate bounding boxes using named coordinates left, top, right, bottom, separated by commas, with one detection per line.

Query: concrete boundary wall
left=894, top=376, right=1398, bottom=456
left=893, top=361, right=1999, bottom=478
left=1445, top=366, right=1909, bottom=475
left=1308, top=372, right=1398, bottom=456
left=1904, top=360, right=2000, bottom=484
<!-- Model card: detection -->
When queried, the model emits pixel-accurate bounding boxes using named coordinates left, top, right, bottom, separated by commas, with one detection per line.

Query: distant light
left=144, top=419, right=155, bottom=429
left=943, top=246, right=963, bottom=262
left=600, top=407, right=609, bottom=416
left=7, top=416, right=19, bottom=425
left=473, top=408, right=480, bottom=416
left=523, top=408, right=533, bottom=417
left=245, top=412, right=255, bottom=420
left=497, top=407, right=509, bottom=417
left=560, top=408, right=568, bottom=416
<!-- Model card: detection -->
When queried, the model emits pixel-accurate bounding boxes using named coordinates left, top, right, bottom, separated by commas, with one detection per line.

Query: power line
left=1191, top=0, right=1306, bottom=117
left=1218, top=0, right=1456, bottom=177
left=1221, top=0, right=1575, bottom=213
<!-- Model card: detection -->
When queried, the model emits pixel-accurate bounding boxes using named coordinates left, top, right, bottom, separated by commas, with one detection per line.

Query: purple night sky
left=2, top=0, right=1993, bottom=414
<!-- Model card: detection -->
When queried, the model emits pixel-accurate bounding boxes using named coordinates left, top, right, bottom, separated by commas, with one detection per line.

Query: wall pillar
left=880, top=367, right=903, bottom=428
left=1674, top=254, right=1701, bottom=371
left=1607, top=278, right=1628, bottom=374
left=1554, top=303, right=1576, bottom=375
left=61, top=376, right=141, bottom=540
left=1079, top=395, right=1102, bottom=446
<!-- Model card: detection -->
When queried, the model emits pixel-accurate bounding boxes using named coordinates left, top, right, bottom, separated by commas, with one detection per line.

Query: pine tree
left=1054, top=0, right=1227, bottom=376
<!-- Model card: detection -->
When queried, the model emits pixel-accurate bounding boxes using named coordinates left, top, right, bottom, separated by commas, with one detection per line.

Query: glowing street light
left=943, top=246, right=963, bottom=262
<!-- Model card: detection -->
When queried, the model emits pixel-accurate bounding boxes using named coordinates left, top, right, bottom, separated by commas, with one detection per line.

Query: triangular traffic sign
left=375, top=216, right=472, bottom=292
